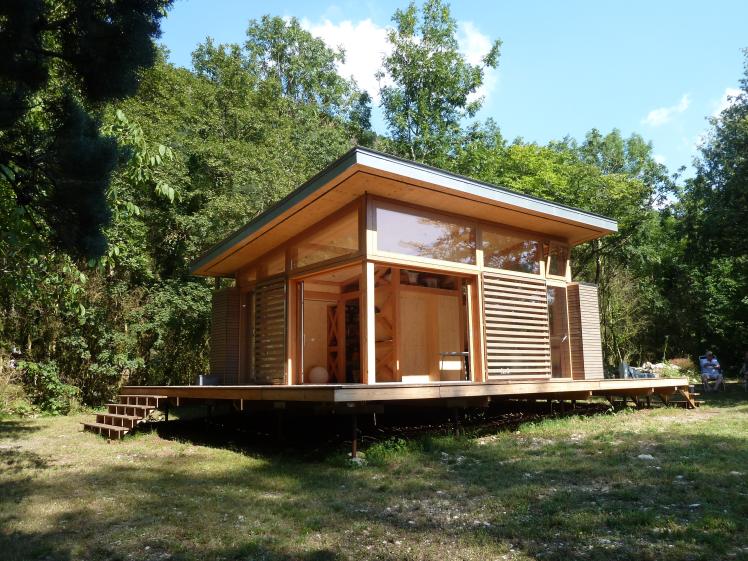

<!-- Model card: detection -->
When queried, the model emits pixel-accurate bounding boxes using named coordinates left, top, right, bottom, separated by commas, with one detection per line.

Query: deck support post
left=351, top=414, right=358, bottom=458
left=164, top=401, right=169, bottom=422
left=275, top=409, right=285, bottom=441
left=451, top=408, right=462, bottom=436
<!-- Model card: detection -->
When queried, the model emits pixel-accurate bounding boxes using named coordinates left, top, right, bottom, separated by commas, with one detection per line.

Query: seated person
left=700, top=350, right=723, bottom=391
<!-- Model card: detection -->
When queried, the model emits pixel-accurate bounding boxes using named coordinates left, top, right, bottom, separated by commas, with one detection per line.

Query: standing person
left=700, top=350, right=723, bottom=392
left=740, top=351, right=748, bottom=391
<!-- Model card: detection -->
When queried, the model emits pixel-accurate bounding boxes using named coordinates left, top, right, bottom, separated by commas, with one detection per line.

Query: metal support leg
left=452, top=408, right=462, bottom=436
left=351, top=414, right=358, bottom=458
left=275, top=410, right=285, bottom=442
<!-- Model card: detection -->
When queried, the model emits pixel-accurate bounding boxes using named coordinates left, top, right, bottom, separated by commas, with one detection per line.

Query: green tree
left=1, top=14, right=372, bottom=406
left=676, top=49, right=748, bottom=367
left=378, top=0, right=500, bottom=165
left=0, top=0, right=172, bottom=259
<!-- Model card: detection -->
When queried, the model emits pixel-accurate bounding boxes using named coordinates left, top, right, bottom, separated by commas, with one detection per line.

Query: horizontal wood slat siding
left=482, top=272, right=551, bottom=378
left=251, top=278, right=287, bottom=385
left=567, top=283, right=604, bottom=380
left=210, top=287, right=240, bottom=384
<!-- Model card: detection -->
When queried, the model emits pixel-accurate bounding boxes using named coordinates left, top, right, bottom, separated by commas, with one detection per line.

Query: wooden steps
left=81, top=422, right=129, bottom=440
left=664, top=389, right=701, bottom=409
left=83, top=393, right=168, bottom=440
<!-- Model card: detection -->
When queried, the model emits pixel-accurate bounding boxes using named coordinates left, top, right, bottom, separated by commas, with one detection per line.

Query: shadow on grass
left=697, top=382, right=748, bottom=409
left=0, top=419, right=43, bottom=440
left=146, top=400, right=613, bottom=461
left=2, top=399, right=748, bottom=561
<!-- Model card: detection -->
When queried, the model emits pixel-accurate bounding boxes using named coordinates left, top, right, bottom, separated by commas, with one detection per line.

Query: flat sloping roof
left=191, top=146, right=618, bottom=276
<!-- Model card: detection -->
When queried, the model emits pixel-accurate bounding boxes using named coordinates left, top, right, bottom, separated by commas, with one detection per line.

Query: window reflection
left=547, top=244, right=568, bottom=277
left=547, top=286, right=570, bottom=377
left=482, top=228, right=540, bottom=274
left=376, top=206, right=476, bottom=264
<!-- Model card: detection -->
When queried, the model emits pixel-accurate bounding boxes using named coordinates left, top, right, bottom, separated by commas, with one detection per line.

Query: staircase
left=83, top=394, right=168, bottom=440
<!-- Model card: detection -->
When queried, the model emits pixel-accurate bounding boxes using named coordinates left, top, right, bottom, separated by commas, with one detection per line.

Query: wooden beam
left=361, top=261, right=376, bottom=384
left=122, top=377, right=690, bottom=405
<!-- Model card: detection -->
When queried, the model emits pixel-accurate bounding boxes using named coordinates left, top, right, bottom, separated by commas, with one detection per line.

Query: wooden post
left=351, top=414, right=358, bottom=458
left=392, top=267, right=401, bottom=381
left=361, top=261, right=376, bottom=384
left=287, top=279, right=298, bottom=384
left=276, top=409, right=285, bottom=442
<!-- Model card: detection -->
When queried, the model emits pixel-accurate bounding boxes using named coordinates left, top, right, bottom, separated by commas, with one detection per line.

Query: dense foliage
left=1, top=0, right=745, bottom=412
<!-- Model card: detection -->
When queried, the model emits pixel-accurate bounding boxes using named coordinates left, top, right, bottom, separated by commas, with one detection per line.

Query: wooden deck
left=122, top=377, right=691, bottom=404
left=86, top=377, right=694, bottom=442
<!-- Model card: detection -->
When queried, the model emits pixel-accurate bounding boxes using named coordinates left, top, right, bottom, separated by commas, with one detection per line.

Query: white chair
left=699, top=355, right=724, bottom=392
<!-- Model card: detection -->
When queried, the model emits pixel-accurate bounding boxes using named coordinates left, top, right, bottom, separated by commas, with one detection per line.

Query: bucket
left=196, top=374, right=221, bottom=386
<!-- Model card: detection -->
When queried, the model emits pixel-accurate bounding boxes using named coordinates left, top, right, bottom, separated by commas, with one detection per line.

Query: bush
left=20, top=360, right=79, bottom=414
left=0, top=359, right=35, bottom=417
left=670, top=357, right=696, bottom=371
left=365, top=437, right=410, bottom=466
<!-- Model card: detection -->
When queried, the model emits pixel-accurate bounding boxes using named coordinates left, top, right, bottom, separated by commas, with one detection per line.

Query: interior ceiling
left=303, top=264, right=362, bottom=284
left=199, top=165, right=614, bottom=277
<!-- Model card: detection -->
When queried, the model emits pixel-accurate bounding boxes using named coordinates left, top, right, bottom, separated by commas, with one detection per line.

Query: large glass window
left=375, top=205, right=476, bottom=264
left=547, top=244, right=568, bottom=277
left=290, top=210, right=358, bottom=269
left=547, top=286, right=570, bottom=378
left=482, top=228, right=541, bottom=274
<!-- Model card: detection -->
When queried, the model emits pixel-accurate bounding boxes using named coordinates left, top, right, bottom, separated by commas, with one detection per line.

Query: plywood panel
left=399, top=289, right=462, bottom=381
left=482, top=272, right=551, bottom=377
left=303, top=300, right=329, bottom=379
left=400, top=291, right=432, bottom=378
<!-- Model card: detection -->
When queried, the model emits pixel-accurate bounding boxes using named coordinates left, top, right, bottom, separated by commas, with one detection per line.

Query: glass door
left=547, top=285, right=571, bottom=378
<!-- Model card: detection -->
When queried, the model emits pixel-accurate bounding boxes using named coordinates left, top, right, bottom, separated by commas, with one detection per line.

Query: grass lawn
left=2, top=388, right=748, bottom=561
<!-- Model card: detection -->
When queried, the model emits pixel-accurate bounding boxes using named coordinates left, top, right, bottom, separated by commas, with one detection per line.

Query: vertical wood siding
left=482, top=272, right=552, bottom=377
left=210, top=287, right=240, bottom=384
left=567, top=282, right=604, bottom=379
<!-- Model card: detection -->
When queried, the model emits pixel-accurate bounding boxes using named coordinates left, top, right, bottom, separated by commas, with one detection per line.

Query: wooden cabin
left=197, top=147, right=615, bottom=386
left=85, top=147, right=693, bottom=440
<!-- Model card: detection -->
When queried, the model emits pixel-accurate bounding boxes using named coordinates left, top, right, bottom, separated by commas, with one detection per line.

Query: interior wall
left=302, top=299, right=330, bottom=379
left=398, top=289, right=462, bottom=382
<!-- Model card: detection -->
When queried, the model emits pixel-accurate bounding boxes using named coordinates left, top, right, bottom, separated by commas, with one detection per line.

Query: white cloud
left=457, top=21, right=499, bottom=103
left=301, top=17, right=498, bottom=104
left=712, top=87, right=742, bottom=117
left=653, top=154, right=666, bottom=165
left=641, top=94, right=690, bottom=127
left=301, top=18, right=390, bottom=101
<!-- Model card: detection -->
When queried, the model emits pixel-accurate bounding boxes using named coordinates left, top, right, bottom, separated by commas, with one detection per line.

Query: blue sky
left=160, top=0, right=748, bottom=175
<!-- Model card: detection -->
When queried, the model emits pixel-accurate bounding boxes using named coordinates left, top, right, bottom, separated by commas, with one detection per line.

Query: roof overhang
left=191, top=147, right=618, bottom=277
